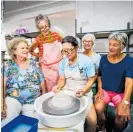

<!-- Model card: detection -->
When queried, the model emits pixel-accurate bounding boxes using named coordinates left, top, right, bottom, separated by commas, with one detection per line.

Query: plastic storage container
left=1, top=115, right=38, bottom=132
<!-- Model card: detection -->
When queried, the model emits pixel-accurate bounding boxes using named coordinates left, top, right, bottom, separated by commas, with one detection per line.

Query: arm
left=84, top=76, right=95, bottom=93
left=94, top=76, right=104, bottom=101
left=29, top=39, right=39, bottom=58
left=54, top=76, right=66, bottom=92
left=116, top=77, right=133, bottom=121
left=1, top=77, right=7, bottom=119
left=76, top=57, right=96, bottom=97
left=57, top=76, right=66, bottom=89
left=97, top=76, right=103, bottom=93
left=54, top=59, right=66, bottom=92
left=76, top=76, right=95, bottom=97
left=123, top=77, right=133, bottom=101
left=40, top=80, right=47, bottom=94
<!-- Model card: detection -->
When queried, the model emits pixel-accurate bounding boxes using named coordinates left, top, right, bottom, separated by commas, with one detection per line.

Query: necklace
left=41, top=31, right=54, bottom=43
left=107, top=53, right=125, bottom=63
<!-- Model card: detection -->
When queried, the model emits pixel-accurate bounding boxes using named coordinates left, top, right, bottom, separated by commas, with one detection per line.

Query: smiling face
left=14, top=42, right=29, bottom=59
left=62, top=42, right=78, bottom=60
left=108, top=39, right=123, bottom=57
left=38, top=20, right=50, bottom=34
left=82, top=37, right=93, bottom=50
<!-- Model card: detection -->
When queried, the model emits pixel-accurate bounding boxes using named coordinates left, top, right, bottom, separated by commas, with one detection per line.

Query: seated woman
left=82, top=33, right=101, bottom=131
left=94, top=32, right=133, bottom=132
left=1, top=37, right=46, bottom=127
left=53, top=36, right=96, bottom=132
left=82, top=33, right=101, bottom=95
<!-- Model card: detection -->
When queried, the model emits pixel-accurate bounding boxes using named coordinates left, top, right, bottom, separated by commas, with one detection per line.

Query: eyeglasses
left=83, top=40, right=93, bottom=43
left=62, top=48, right=75, bottom=54
left=38, top=25, right=49, bottom=30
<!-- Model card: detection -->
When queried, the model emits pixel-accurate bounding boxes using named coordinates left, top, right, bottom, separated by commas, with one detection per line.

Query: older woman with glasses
left=29, top=14, right=63, bottom=92
left=1, top=37, right=46, bottom=127
left=94, top=32, right=133, bottom=132
left=82, top=34, right=101, bottom=95
left=53, top=36, right=96, bottom=132
left=82, top=34, right=101, bottom=131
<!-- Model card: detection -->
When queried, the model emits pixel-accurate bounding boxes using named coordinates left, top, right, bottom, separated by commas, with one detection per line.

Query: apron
left=40, top=40, right=62, bottom=92
left=63, top=56, right=93, bottom=112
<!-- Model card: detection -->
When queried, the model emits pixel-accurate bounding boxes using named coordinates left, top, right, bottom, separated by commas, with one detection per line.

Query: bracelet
left=122, top=100, right=130, bottom=106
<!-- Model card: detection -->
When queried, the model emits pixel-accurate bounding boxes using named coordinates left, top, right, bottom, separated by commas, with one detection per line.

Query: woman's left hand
left=76, top=89, right=86, bottom=98
left=116, top=101, right=130, bottom=122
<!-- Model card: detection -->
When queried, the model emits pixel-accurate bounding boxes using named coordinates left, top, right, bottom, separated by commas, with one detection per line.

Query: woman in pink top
left=29, top=14, right=63, bottom=92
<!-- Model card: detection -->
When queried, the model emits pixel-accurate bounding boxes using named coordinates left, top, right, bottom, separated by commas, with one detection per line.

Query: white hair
left=82, top=33, right=96, bottom=45
left=108, top=32, right=128, bottom=48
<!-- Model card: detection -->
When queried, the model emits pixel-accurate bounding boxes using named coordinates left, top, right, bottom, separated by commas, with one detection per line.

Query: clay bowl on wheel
left=34, top=90, right=89, bottom=128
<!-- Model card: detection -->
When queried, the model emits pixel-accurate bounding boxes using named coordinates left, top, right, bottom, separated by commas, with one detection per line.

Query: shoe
left=98, top=124, right=106, bottom=132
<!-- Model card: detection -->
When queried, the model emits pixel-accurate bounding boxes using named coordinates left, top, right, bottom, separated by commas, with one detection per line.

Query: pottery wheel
left=42, top=92, right=80, bottom=115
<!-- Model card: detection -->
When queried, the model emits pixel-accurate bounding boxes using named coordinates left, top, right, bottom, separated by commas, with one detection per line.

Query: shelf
left=5, top=32, right=40, bottom=40
left=76, top=29, right=133, bottom=39
left=17, top=32, right=40, bottom=38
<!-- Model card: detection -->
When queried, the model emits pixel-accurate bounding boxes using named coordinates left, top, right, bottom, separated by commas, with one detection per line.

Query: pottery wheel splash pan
left=42, top=94, right=80, bottom=116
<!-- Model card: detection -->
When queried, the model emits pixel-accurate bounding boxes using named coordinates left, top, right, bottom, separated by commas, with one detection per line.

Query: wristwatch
left=122, top=100, right=130, bottom=105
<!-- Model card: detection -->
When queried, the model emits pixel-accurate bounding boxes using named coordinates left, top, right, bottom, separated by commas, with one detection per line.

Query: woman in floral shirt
left=1, top=37, right=46, bottom=127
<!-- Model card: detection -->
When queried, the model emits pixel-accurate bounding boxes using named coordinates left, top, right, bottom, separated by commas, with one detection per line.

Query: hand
left=1, top=103, right=7, bottom=120
left=42, top=91, right=46, bottom=95
left=76, top=89, right=86, bottom=98
left=52, top=85, right=62, bottom=93
left=94, top=90, right=103, bottom=102
left=38, top=62, right=42, bottom=68
left=116, top=101, right=130, bottom=122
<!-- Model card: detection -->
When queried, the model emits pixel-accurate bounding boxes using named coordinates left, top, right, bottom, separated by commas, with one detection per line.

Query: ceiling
left=3, top=1, right=51, bottom=14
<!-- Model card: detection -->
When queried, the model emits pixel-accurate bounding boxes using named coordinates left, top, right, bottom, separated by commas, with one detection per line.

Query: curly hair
left=8, top=37, right=29, bottom=59
left=35, top=14, right=51, bottom=28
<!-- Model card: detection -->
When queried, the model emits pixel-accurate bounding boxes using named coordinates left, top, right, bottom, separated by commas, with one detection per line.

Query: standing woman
left=29, top=14, right=63, bottom=92
left=82, top=34, right=101, bottom=132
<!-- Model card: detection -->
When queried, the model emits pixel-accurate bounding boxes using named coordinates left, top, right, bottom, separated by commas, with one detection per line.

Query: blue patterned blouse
left=2, top=59, right=44, bottom=104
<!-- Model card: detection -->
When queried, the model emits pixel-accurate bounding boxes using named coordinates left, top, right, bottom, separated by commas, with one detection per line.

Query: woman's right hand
left=94, top=89, right=103, bottom=102
left=1, top=103, right=7, bottom=120
left=52, top=85, right=62, bottom=93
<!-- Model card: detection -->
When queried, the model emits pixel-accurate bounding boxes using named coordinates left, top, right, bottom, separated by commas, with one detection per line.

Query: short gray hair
left=35, top=14, right=51, bottom=28
left=82, top=33, right=96, bottom=45
left=8, top=37, right=29, bottom=59
left=108, top=32, right=128, bottom=48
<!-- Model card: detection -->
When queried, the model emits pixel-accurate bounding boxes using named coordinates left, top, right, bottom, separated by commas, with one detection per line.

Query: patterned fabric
left=41, top=40, right=62, bottom=92
left=2, top=59, right=44, bottom=104
left=36, top=31, right=62, bottom=57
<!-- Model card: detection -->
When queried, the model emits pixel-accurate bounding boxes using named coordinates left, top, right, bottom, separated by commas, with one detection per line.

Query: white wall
left=76, top=1, right=133, bottom=33
left=3, top=1, right=76, bottom=34
left=76, top=1, right=133, bottom=53
left=2, top=1, right=76, bottom=51
left=2, top=1, right=133, bottom=54
left=3, top=10, right=76, bottom=36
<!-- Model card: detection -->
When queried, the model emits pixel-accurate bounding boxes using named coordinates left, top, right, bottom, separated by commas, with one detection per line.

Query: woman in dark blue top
left=94, top=32, right=133, bottom=132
